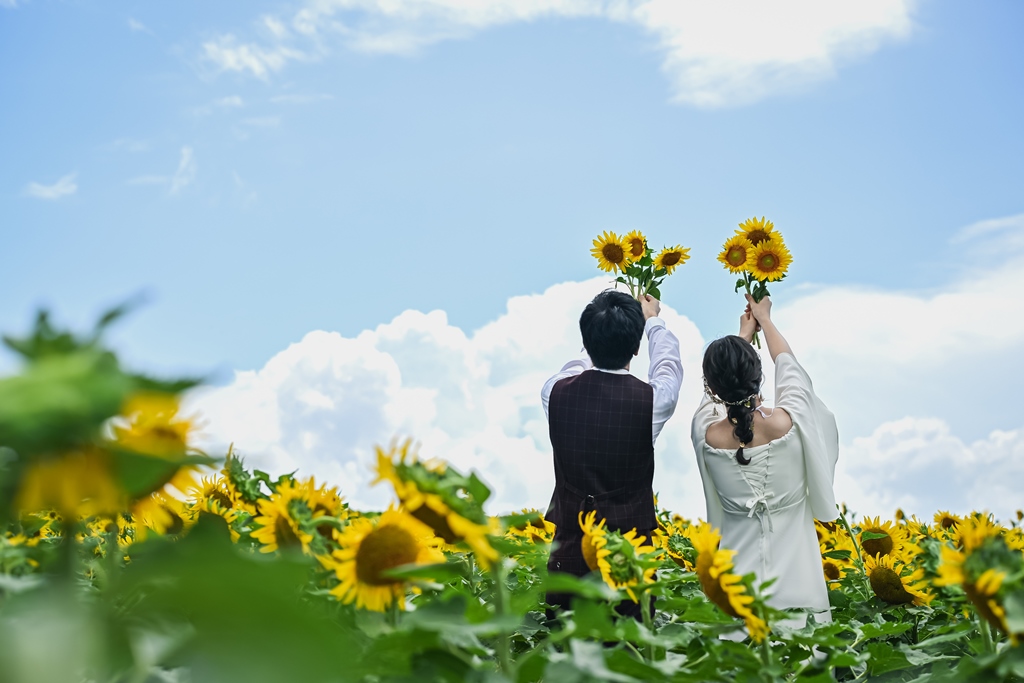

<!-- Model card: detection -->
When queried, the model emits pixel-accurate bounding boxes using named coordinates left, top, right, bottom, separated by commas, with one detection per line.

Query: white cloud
left=951, top=212, right=1024, bottom=244
left=191, top=213, right=1024, bottom=522
left=128, top=147, right=197, bottom=195
left=170, top=146, right=196, bottom=194
left=191, top=279, right=707, bottom=514
left=836, top=418, right=1024, bottom=521
left=24, top=173, right=77, bottom=200
left=201, top=34, right=307, bottom=80
left=200, top=0, right=915, bottom=107
left=128, top=18, right=153, bottom=34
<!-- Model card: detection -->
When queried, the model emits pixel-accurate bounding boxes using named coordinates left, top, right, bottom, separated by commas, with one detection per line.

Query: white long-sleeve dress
left=691, top=352, right=840, bottom=622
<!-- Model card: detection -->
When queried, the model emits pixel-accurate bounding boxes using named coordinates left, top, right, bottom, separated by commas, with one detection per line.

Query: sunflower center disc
left=602, top=244, right=624, bottom=263
left=861, top=532, right=894, bottom=558
left=869, top=567, right=913, bottom=604
left=760, top=255, right=777, bottom=270
left=728, top=248, right=745, bottom=265
left=355, top=525, right=419, bottom=586
left=275, top=513, right=302, bottom=549
left=748, top=230, right=768, bottom=244
left=824, top=562, right=841, bottom=581
left=630, top=240, right=644, bottom=257
left=663, top=252, right=681, bottom=266
left=411, top=505, right=458, bottom=544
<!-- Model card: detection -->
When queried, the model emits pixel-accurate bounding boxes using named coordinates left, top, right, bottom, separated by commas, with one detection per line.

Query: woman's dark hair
left=702, top=335, right=762, bottom=465
left=579, top=290, right=645, bottom=370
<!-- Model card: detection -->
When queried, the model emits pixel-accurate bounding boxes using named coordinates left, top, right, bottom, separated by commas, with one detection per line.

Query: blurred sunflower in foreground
left=691, top=523, right=768, bottom=642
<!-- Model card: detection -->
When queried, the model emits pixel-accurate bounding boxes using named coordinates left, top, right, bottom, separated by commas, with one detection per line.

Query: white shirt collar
left=591, top=367, right=631, bottom=375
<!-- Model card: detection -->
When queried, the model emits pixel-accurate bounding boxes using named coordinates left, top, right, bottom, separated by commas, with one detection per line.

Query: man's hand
left=739, top=309, right=760, bottom=343
left=640, top=294, right=661, bottom=321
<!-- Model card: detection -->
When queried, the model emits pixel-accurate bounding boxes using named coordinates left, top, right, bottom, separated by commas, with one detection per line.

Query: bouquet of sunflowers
left=591, top=230, right=690, bottom=300
left=718, top=217, right=792, bottom=346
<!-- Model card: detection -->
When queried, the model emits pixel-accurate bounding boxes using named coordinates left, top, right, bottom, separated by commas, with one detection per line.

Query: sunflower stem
left=640, top=589, right=655, bottom=662
left=979, top=616, right=993, bottom=654
left=493, top=559, right=514, bottom=678
left=744, top=276, right=762, bottom=349
left=837, top=509, right=872, bottom=598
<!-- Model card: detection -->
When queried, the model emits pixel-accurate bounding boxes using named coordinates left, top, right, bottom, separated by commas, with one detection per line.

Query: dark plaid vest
left=545, top=370, right=656, bottom=578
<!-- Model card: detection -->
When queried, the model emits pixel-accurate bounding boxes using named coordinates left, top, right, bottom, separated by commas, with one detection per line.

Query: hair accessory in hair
left=703, top=376, right=759, bottom=408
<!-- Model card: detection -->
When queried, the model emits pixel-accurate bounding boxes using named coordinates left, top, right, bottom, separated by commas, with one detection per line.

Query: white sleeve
left=775, top=352, right=840, bottom=522
left=541, top=352, right=592, bottom=420
left=691, top=404, right=724, bottom=530
left=646, top=318, right=683, bottom=444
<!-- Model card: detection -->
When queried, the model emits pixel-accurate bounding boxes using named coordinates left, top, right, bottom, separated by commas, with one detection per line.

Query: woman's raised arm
left=746, top=294, right=793, bottom=362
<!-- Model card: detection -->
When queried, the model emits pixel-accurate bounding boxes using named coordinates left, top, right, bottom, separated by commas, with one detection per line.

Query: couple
left=541, top=289, right=839, bottom=628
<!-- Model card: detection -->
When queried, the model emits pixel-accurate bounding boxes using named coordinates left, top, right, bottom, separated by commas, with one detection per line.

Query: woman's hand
left=738, top=309, right=760, bottom=343
left=745, top=293, right=773, bottom=325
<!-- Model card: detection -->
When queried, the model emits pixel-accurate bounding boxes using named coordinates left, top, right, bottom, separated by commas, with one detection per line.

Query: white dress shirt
left=541, top=317, right=683, bottom=445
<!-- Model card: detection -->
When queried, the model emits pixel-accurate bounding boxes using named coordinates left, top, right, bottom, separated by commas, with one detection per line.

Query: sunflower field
left=2, top=311, right=1024, bottom=683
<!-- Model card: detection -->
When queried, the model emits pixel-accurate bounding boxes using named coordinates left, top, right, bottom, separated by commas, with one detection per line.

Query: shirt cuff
left=645, top=317, right=666, bottom=332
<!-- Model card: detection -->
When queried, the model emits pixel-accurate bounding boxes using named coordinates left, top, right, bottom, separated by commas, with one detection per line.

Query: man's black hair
left=579, top=290, right=645, bottom=370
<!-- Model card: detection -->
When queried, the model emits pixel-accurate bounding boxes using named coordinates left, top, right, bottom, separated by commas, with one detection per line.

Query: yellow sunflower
left=596, top=528, right=657, bottom=603
left=623, top=230, right=647, bottom=260
left=858, top=516, right=909, bottom=560
left=324, top=507, right=444, bottom=612
left=933, top=510, right=961, bottom=532
left=863, top=553, right=932, bottom=606
left=506, top=508, right=555, bottom=544
left=735, top=216, right=776, bottom=246
left=952, top=514, right=1002, bottom=552
left=820, top=533, right=856, bottom=583
left=15, top=449, right=124, bottom=517
left=296, top=476, right=348, bottom=542
left=132, top=491, right=192, bottom=540
left=653, top=245, right=691, bottom=274
left=718, top=235, right=754, bottom=274
left=579, top=510, right=608, bottom=572
left=591, top=231, right=633, bottom=273
left=112, top=392, right=202, bottom=495
left=935, top=544, right=1014, bottom=639
left=691, top=523, right=768, bottom=642
left=185, top=476, right=239, bottom=539
left=745, top=238, right=792, bottom=282
left=220, top=450, right=259, bottom=516
left=251, top=480, right=315, bottom=554
left=373, top=442, right=497, bottom=569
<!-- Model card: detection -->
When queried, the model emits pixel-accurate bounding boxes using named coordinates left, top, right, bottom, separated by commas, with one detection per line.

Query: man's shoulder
left=551, top=370, right=653, bottom=397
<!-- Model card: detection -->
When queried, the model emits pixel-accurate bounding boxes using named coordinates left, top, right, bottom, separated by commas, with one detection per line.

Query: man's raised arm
left=640, top=295, right=683, bottom=444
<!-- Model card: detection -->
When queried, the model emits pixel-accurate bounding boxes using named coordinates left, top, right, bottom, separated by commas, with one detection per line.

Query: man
left=541, top=290, right=683, bottom=618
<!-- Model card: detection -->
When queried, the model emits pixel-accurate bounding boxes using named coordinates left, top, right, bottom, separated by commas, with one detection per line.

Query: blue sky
left=3, top=0, right=1023, bottom=516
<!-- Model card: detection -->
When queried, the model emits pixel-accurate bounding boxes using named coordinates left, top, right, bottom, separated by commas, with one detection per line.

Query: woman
left=692, top=294, right=839, bottom=626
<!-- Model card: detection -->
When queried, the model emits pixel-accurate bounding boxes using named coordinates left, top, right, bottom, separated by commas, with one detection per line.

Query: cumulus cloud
left=200, top=0, right=914, bottom=107
left=192, top=214, right=1024, bottom=521
left=24, top=173, right=78, bottom=200
left=835, top=418, right=1024, bottom=521
left=191, top=279, right=706, bottom=514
